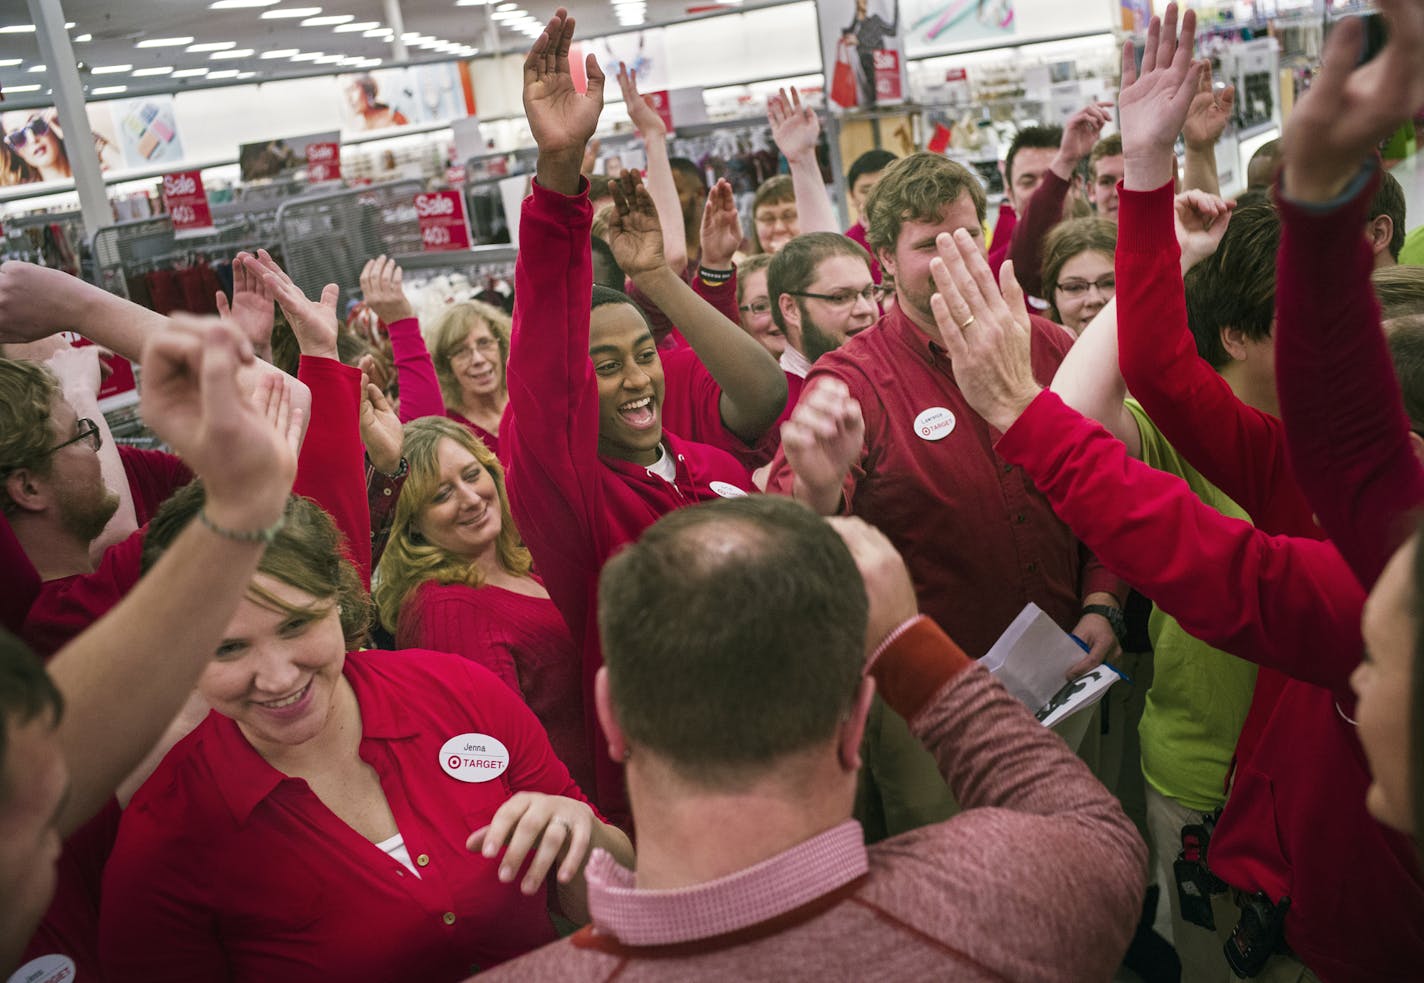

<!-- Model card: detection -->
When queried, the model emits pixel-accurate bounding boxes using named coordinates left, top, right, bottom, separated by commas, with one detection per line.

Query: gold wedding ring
left=959, top=316, right=976, bottom=330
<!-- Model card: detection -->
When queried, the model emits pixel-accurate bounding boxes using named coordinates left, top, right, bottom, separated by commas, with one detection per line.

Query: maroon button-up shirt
left=767, top=304, right=1119, bottom=658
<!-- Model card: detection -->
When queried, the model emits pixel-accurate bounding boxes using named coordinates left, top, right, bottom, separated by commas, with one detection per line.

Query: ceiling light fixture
left=300, top=14, right=354, bottom=25
left=0, top=25, right=37, bottom=33
left=260, top=48, right=301, bottom=58
left=0, top=58, right=20, bottom=66
left=188, top=41, right=237, bottom=51
left=210, top=0, right=281, bottom=7
left=136, top=37, right=195, bottom=47
left=73, top=33, right=92, bottom=42
left=208, top=69, right=242, bottom=78
left=91, top=85, right=128, bottom=95
left=172, top=67, right=209, bottom=76
left=91, top=64, right=133, bottom=74
left=335, top=21, right=380, bottom=32
left=133, top=66, right=176, bottom=76
left=291, top=51, right=326, bottom=60
left=5, top=83, right=40, bottom=92
left=260, top=7, right=323, bottom=19
left=210, top=48, right=256, bottom=59
left=27, top=64, right=46, bottom=72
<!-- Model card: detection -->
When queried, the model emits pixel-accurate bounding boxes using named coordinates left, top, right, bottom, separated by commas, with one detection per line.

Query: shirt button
left=382, top=487, right=392, bottom=496
left=417, top=853, right=430, bottom=867
left=443, top=911, right=457, bottom=926
left=1026, top=562, right=1038, bottom=573
left=1015, top=512, right=1026, bottom=524
left=1002, top=463, right=1013, bottom=473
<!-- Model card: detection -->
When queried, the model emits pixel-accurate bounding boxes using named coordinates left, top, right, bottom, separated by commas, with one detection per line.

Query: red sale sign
left=162, top=170, right=214, bottom=239
left=415, top=191, right=472, bottom=252
left=645, top=90, right=675, bottom=135
left=873, top=49, right=903, bottom=103
left=306, top=141, right=341, bottom=183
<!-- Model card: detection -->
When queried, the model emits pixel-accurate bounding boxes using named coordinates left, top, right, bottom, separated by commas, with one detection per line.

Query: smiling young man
left=501, top=13, right=753, bottom=822
left=766, top=151, right=1124, bottom=669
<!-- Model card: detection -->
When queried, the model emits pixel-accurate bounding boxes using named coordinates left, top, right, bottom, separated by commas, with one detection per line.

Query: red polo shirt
left=659, top=346, right=784, bottom=470
left=766, top=305, right=1119, bottom=658
left=100, top=649, right=592, bottom=981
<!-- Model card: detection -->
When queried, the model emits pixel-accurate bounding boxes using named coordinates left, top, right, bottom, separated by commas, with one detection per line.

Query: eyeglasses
left=47, top=418, right=102, bottom=456
left=786, top=284, right=877, bottom=308
left=738, top=300, right=772, bottom=316
left=449, top=337, right=500, bottom=361
left=1055, top=275, right=1116, bottom=298
left=4, top=115, right=50, bottom=152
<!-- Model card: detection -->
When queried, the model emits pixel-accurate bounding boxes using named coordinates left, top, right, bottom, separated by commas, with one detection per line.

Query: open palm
left=523, top=11, right=605, bottom=158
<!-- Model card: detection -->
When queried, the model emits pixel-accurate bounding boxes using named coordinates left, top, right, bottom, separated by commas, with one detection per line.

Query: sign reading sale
left=306, top=141, right=341, bottom=183
left=415, top=190, right=472, bottom=252
left=162, top=170, right=214, bottom=239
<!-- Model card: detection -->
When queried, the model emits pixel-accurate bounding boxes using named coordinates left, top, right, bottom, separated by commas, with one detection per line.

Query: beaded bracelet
left=197, top=508, right=288, bottom=545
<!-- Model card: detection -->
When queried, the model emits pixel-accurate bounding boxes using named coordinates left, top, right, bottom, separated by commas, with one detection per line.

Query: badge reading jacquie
left=914, top=406, right=956, bottom=441
left=709, top=481, right=748, bottom=498
left=439, top=733, right=510, bottom=783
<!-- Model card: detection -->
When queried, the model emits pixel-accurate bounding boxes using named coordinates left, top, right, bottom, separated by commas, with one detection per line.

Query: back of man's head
left=1184, top=198, right=1280, bottom=368
left=1374, top=264, right=1424, bottom=322
left=847, top=149, right=898, bottom=189
left=864, top=152, right=986, bottom=257
left=1246, top=139, right=1281, bottom=189
left=591, top=235, right=626, bottom=291
left=767, top=232, right=872, bottom=332
left=1387, top=315, right=1424, bottom=427
left=1369, top=169, right=1407, bottom=262
left=1005, top=125, right=1062, bottom=186
left=0, top=360, right=61, bottom=516
left=598, top=496, right=866, bottom=788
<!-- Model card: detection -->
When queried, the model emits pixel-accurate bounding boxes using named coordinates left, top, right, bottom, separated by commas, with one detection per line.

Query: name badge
left=914, top=406, right=956, bottom=441
left=439, top=733, right=510, bottom=783
left=8, top=955, right=77, bottom=983
left=709, top=480, right=748, bottom=498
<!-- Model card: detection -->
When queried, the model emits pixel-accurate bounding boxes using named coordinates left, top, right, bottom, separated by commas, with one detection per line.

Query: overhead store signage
left=305, top=140, right=342, bottom=183
left=901, top=0, right=1017, bottom=58
left=415, top=190, right=472, bottom=252
left=820, top=0, right=909, bottom=111
left=162, top=170, right=215, bottom=239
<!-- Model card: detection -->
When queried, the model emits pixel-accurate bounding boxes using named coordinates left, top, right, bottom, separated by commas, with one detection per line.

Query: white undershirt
left=646, top=444, right=677, bottom=484
left=376, top=832, right=421, bottom=878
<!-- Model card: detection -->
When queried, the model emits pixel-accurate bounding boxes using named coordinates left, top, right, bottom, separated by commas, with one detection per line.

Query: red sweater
left=503, top=179, right=754, bottom=822
left=1007, top=170, right=1072, bottom=299
left=397, top=580, right=595, bottom=797
left=117, top=445, right=192, bottom=526
left=997, top=390, right=1424, bottom=982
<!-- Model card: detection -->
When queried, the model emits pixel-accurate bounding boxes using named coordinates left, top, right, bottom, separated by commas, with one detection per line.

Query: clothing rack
left=1, top=208, right=87, bottom=276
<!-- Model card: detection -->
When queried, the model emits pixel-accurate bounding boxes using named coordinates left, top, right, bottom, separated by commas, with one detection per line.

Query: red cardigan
left=503, top=179, right=753, bottom=823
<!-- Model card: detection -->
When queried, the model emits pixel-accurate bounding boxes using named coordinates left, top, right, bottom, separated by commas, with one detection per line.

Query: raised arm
left=610, top=172, right=787, bottom=442
left=1180, top=64, right=1235, bottom=196
left=48, top=316, right=300, bottom=836
left=617, top=62, right=688, bottom=275
left=1047, top=297, right=1141, bottom=455
left=1008, top=102, right=1112, bottom=298
left=214, top=250, right=277, bottom=363
left=360, top=255, right=445, bottom=422
left=1275, top=0, right=1424, bottom=586
left=767, top=87, right=838, bottom=235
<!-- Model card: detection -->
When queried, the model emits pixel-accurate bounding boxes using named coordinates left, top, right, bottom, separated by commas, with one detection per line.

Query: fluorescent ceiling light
left=0, top=58, right=20, bottom=66
left=260, top=7, right=323, bottom=19
left=210, top=0, right=280, bottom=7
left=208, top=69, right=242, bottom=78
left=300, top=14, right=353, bottom=25
left=172, top=67, right=209, bottom=76
left=492, top=11, right=524, bottom=21
left=456, top=0, right=497, bottom=5
left=73, top=34, right=92, bottom=42
left=4, top=83, right=40, bottom=92
left=133, top=66, right=175, bottom=76
left=290, top=51, right=325, bottom=60
left=313, top=54, right=345, bottom=63
left=91, top=85, right=127, bottom=95
left=27, top=64, right=46, bottom=72
left=496, top=2, right=519, bottom=9
left=260, top=48, right=301, bottom=58
left=335, top=20, right=380, bottom=32
left=91, top=64, right=133, bottom=74
left=210, top=48, right=256, bottom=58
left=136, top=37, right=194, bottom=47
left=188, top=40, right=236, bottom=51
left=236, top=72, right=257, bottom=78
left=364, top=28, right=393, bottom=38
left=65, top=22, right=75, bottom=28
left=0, top=25, right=37, bottom=33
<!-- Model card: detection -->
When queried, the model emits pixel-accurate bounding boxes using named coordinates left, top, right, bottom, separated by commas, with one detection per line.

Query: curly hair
left=427, top=300, right=512, bottom=412
left=0, top=360, right=61, bottom=514
left=373, top=417, right=531, bottom=632
left=863, top=152, right=986, bottom=258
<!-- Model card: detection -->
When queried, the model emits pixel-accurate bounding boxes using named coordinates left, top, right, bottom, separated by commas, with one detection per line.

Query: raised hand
left=617, top=62, right=666, bottom=140
left=767, top=86, right=820, bottom=164
left=215, top=250, right=276, bottom=361
left=358, top=364, right=403, bottom=475
left=1056, top=102, right=1115, bottom=171
left=1174, top=190, right=1234, bottom=272
left=1281, top=0, right=1424, bottom=203
left=930, top=232, right=1040, bottom=433
left=607, top=170, right=667, bottom=280
left=1182, top=63, right=1236, bottom=151
left=244, top=248, right=339, bottom=361
left=782, top=378, right=865, bottom=516
left=699, top=179, right=743, bottom=270
left=140, top=316, right=301, bottom=530
left=467, top=792, right=597, bottom=894
left=524, top=8, right=605, bottom=194
left=359, top=255, right=415, bottom=325
left=1119, top=2, right=1205, bottom=190
left=827, top=516, right=919, bottom=658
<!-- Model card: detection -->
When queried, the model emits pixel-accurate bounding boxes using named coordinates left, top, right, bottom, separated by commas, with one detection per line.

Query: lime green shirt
left=1125, top=400, right=1259, bottom=812
left=1400, top=224, right=1424, bottom=267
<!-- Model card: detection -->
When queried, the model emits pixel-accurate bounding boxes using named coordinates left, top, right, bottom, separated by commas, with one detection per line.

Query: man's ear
left=836, top=676, right=878, bottom=773
left=5, top=468, right=48, bottom=515
left=1220, top=325, right=1251, bottom=363
left=594, top=667, right=628, bottom=764
left=1367, top=214, right=1394, bottom=259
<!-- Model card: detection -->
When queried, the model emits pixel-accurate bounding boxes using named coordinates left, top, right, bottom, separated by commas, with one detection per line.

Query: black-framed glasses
left=47, top=418, right=102, bottom=456
left=786, top=284, right=877, bottom=308
left=4, top=115, right=50, bottom=153
left=1055, top=275, right=1116, bottom=298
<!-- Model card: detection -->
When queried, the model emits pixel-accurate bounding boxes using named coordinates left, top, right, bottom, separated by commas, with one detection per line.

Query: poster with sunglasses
left=0, top=105, right=122, bottom=186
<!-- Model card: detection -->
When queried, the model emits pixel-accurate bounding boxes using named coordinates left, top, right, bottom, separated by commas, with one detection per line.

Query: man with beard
left=768, top=232, right=879, bottom=392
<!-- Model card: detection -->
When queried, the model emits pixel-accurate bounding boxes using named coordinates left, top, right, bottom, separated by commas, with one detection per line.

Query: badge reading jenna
left=914, top=406, right=956, bottom=441
left=439, top=733, right=510, bottom=783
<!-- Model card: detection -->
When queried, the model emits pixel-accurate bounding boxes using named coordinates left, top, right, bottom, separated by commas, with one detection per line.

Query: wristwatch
left=1081, top=603, right=1126, bottom=646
